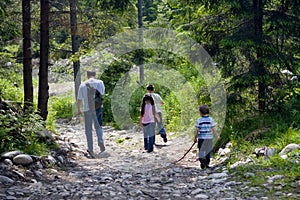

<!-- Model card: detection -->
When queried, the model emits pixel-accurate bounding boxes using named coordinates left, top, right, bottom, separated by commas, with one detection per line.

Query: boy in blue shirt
left=194, top=104, right=220, bottom=169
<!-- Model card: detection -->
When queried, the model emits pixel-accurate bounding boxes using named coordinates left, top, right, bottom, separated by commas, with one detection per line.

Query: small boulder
left=13, top=154, right=34, bottom=166
left=0, top=175, right=14, bottom=184
left=279, top=144, right=300, bottom=156
left=1, top=151, right=22, bottom=161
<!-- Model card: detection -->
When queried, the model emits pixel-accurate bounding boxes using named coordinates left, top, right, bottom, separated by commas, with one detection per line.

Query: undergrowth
left=223, top=107, right=300, bottom=194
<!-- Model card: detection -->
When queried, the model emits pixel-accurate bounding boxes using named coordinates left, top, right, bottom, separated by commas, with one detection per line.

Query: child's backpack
left=86, top=83, right=103, bottom=111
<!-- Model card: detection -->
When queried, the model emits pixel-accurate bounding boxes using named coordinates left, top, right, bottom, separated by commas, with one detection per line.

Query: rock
left=279, top=144, right=300, bottom=156
left=267, top=175, right=284, bottom=183
left=12, top=154, right=33, bottom=166
left=191, top=188, right=203, bottom=195
left=46, top=155, right=57, bottom=165
left=244, top=172, right=255, bottom=178
left=3, top=158, right=13, bottom=166
left=218, top=147, right=231, bottom=156
left=230, top=158, right=253, bottom=168
left=57, top=156, right=64, bottom=164
left=1, top=151, right=22, bottom=160
left=254, top=146, right=276, bottom=158
left=195, top=194, right=209, bottom=199
left=265, top=148, right=276, bottom=157
left=6, top=196, right=17, bottom=200
left=225, top=142, right=233, bottom=148
left=280, top=154, right=288, bottom=159
left=0, top=175, right=14, bottom=184
left=208, top=172, right=228, bottom=179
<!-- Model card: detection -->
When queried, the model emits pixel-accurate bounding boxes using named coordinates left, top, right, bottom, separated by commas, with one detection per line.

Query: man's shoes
left=159, top=128, right=168, bottom=143
left=163, top=137, right=168, bottom=143
left=87, top=150, right=95, bottom=159
left=99, top=143, right=105, bottom=152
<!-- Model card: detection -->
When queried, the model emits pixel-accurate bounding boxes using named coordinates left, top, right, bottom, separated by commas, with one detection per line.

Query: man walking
left=146, top=84, right=168, bottom=143
left=77, top=71, right=105, bottom=158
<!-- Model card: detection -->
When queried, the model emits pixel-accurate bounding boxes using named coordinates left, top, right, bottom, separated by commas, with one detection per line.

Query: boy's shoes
left=199, top=158, right=206, bottom=169
left=205, top=159, right=211, bottom=168
left=99, top=143, right=105, bottom=152
left=205, top=161, right=211, bottom=168
left=87, top=150, right=95, bottom=159
left=200, top=163, right=205, bottom=169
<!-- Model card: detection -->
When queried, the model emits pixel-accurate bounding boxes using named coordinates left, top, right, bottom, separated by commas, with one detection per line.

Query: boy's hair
left=199, top=104, right=209, bottom=115
left=146, top=84, right=154, bottom=91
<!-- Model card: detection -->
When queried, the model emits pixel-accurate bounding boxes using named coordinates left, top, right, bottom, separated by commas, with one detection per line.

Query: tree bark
left=138, top=0, right=144, bottom=85
left=69, top=0, right=81, bottom=99
left=38, top=0, right=50, bottom=120
left=22, top=0, right=33, bottom=109
left=253, top=0, right=266, bottom=112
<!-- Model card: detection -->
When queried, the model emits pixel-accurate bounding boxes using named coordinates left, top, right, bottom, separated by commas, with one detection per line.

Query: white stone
left=191, top=188, right=203, bottom=195
left=208, top=172, right=228, bottom=179
left=195, top=194, right=209, bottom=199
left=13, top=154, right=33, bottom=166
left=280, top=154, right=288, bottom=159
left=279, top=144, right=300, bottom=156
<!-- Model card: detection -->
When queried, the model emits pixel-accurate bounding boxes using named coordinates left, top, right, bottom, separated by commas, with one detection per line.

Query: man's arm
left=77, top=99, right=83, bottom=115
left=97, top=80, right=105, bottom=95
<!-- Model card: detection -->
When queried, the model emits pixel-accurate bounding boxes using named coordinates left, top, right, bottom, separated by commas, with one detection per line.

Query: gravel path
left=1, top=118, right=299, bottom=199
left=1, top=84, right=299, bottom=199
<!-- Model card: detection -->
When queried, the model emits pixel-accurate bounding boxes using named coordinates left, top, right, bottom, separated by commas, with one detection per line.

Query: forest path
left=49, top=119, right=235, bottom=200
left=1, top=82, right=297, bottom=200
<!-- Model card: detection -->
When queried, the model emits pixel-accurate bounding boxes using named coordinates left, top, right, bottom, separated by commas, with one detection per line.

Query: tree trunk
left=253, top=0, right=266, bottom=112
left=22, top=0, right=33, bottom=109
left=138, top=0, right=144, bottom=85
left=38, top=0, right=50, bottom=120
left=69, top=0, right=81, bottom=99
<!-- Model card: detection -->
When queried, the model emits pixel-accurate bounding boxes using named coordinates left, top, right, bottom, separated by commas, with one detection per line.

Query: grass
left=47, top=93, right=74, bottom=131
left=223, top=110, right=300, bottom=198
left=230, top=156, right=300, bottom=195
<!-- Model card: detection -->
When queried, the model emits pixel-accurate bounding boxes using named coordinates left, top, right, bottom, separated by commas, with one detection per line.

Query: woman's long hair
left=140, top=94, right=156, bottom=116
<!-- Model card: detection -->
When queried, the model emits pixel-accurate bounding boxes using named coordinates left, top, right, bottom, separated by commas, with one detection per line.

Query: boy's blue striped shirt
left=195, top=116, right=216, bottom=139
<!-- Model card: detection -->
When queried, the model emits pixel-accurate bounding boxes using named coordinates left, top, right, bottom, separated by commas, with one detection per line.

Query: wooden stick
left=172, top=141, right=197, bottom=164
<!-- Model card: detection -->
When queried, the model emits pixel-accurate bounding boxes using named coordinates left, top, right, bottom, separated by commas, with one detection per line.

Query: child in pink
left=140, top=95, right=160, bottom=152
